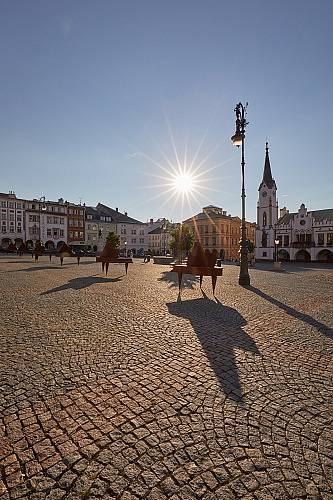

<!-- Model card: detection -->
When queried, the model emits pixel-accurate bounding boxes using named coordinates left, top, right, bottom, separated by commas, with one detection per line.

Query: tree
left=247, top=240, right=255, bottom=254
left=169, top=225, right=195, bottom=259
left=106, top=231, right=120, bottom=248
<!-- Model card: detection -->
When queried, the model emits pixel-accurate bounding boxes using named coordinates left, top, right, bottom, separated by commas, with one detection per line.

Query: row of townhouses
left=0, top=192, right=173, bottom=256
left=2, top=144, right=331, bottom=262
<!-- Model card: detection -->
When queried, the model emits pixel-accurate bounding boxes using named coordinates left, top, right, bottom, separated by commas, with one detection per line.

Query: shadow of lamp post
left=231, top=102, right=250, bottom=286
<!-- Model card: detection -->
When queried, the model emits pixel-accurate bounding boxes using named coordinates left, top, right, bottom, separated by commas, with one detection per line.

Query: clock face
left=300, top=219, right=306, bottom=226
left=262, top=191, right=267, bottom=197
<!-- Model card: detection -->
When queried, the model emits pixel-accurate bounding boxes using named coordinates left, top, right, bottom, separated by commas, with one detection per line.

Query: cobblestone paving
left=0, top=257, right=332, bottom=499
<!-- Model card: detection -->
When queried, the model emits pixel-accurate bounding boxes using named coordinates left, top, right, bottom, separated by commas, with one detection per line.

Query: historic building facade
left=184, top=205, right=256, bottom=260
left=0, top=191, right=26, bottom=249
left=25, top=198, right=68, bottom=251
left=67, top=202, right=85, bottom=248
left=255, top=144, right=333, bottom=262
left=275, top=205, right=333, bottom=262
left=85, top=206, right=117, bottom=252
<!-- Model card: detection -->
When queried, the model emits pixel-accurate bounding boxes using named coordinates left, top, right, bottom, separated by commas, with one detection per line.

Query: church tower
left=255, top=143, right=278, bottom=260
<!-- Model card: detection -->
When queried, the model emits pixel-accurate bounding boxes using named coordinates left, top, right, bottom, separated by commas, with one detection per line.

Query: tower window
left=263, top=212, right=267, bottom=226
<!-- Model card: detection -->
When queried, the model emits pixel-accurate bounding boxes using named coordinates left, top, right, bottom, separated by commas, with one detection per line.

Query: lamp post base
left=239, top=274, right=250, bottom=286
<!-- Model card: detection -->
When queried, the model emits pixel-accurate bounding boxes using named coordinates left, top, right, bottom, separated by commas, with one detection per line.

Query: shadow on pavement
left=253, top=262, right=333, bottom=274
left=41, top=275, right=124, bottom=294
left=159, top=270, right=199, bottom=289
left=167, top=296, right=260, bottom=404
left=248, top=286, right=333, bottom=340
left=7, top=265, right=63, bottom=273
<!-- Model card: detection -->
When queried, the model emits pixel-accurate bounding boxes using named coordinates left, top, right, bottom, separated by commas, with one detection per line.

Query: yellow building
left=183, top=205, right=256, bottom=260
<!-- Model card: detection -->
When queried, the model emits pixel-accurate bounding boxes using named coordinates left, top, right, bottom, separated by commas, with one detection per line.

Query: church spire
left=260, top=142, right=276, bottom=189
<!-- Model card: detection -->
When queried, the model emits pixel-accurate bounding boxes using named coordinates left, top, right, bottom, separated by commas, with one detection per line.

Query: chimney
left=150, top=218, right=153, bottom=225
left=280, top=207, right=289, bottom=218
left=222, top=210, right=226, bottom=216
left=116, top=207, right=118, bottom=212
left=124, top=211, right=128, bottom=216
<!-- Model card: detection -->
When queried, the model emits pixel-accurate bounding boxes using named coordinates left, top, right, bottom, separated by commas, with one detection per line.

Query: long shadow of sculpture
left=167, top=296, right=260, bottom=404
left=249, top=286, right=333, bottom=341
left=158, top=270, right=199, bottom=289
left=41, top=275, right=124, bottom=295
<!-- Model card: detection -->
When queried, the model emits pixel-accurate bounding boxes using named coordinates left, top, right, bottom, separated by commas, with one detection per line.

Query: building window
left=283, top=235, right=289, bottom=246
left=139, top=238, right=144, bottom=244
left=9, top=202, right=14, bottom=209
left=87, top=215, right=92, bottom=220
left=47, top=229, right=51, bottom=236
left=17, top=227, right=22, bottom=233
left=263, top=251, right=267, bottom=257
left=1, top=202, right=6, bottom=207
left=327, top=233, right=333, bottom=246
left=60, top=229, right=64, bottom=237
left=132, top=229, right=136, bottom=235
left=318, top=233, right=324, bottom=246
left=263, top=212, right=267, bottom=226
left=131, top=238, right=136, bottom=244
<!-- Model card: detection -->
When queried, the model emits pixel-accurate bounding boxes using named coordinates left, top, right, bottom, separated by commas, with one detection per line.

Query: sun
left=172, top=172, right=195, bottom=194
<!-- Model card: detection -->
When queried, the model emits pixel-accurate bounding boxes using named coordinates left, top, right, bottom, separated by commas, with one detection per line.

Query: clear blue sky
left=1, top=0, right=332, bottom=223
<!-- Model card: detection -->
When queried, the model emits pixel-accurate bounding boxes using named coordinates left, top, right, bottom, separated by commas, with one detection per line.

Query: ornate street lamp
left=38, top=196, right=47, bottom=243
left=274, top=239, right=280, bottom=263
left=231, top=102, right=250, bottom=286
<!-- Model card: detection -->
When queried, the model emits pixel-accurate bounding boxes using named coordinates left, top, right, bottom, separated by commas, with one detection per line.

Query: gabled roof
left=96, top=203, right=144, bottom=224
left=85, top=206, right=100, bottom=220
left=148, top=227, right=167, bottom=235
left=183, top=211, right=239, bottom=223
left=277, top=208, right=333, bottom=225
left=277, top=212, right=296, bottom=225
left=259, top=143, right=276, bottom=190
left=310, top=208, right=333, bottom=222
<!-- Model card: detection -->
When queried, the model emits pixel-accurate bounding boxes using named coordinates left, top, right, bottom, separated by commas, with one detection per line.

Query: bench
left=171, top=243, right=223, bottom=294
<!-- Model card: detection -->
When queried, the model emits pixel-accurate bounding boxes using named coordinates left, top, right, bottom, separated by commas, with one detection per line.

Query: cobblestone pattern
left=0, top=257, right=332, bottom=499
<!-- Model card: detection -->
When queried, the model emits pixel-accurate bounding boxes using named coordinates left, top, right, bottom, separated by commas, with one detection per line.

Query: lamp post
left=38, top=196, right=46, bottom=244
left=231, top=102, right=250, bottom=286
left=274, top=239, right=279, bottom=263
left=124, top=240, right=127, bottom=257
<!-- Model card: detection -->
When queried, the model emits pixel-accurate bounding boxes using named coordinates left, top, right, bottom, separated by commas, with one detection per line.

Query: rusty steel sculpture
left=172, top=242, right=223, bottom=295
left=96, top=242, right=133, bottom=275
left=57, top=243, right=81, bottom=266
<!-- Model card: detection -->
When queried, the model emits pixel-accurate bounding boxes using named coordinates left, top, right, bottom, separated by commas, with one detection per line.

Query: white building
left=25, top=198, right=67, bottom=251
left=0, top=191, right=25, bottom=249
left=275, top=205, right=333, bottom=262
left=255, top=143, right=333, bottom=262
left=95, top=203, right=148, bottom=255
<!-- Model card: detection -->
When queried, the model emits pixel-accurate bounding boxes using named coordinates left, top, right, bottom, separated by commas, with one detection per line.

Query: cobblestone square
left=0, top=257, right=332, bottom=499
